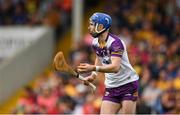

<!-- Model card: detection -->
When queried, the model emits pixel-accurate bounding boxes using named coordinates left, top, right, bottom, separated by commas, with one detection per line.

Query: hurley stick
left=53, top=51, right=96, bottom=92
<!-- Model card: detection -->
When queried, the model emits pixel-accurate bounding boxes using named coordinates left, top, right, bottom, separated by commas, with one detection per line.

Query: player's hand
left=77, top=63, right=95, bottom=73
left=83, top=75, right=96, bottom=86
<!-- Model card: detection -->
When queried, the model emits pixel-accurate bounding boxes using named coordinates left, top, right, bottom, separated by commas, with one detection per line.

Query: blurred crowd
left=10, top=0, right=180, bottom=114
left=0, top=0, right=72, bottom=40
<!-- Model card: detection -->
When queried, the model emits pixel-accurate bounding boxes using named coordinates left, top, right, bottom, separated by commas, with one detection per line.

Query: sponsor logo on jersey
left=125, top=93, right=132, bottom=96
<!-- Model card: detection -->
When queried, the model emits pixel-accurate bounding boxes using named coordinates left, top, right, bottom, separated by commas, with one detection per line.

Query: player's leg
left=100, top=100, right=121, bottom=114
left=121, top=100, right=137, bottom=114
left=119, top=81, right=139, bottom=114
left=101, top=87, right=122, bottom=114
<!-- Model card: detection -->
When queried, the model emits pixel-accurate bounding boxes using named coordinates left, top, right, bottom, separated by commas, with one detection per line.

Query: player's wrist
left=91, top=65, right=96, bottom=71
left=95, top=66, right=100, bottom=72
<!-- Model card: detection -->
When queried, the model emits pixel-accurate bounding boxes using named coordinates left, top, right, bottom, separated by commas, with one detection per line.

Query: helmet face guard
left=90, top=12, right=112, bottom=37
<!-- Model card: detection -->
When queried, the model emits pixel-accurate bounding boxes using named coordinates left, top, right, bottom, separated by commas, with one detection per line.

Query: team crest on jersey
left=102, top=56, right=111, bottom=64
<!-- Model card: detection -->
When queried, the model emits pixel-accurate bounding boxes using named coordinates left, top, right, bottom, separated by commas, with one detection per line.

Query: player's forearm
left=91, top=56, right=101, bottom=77
left=94, top=64, right=120, bottom=73
left=94, top=56, right=121, bottom=73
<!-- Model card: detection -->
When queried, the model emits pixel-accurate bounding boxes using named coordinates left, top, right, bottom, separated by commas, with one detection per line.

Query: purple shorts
left=103, top=80, right=139, bottom=103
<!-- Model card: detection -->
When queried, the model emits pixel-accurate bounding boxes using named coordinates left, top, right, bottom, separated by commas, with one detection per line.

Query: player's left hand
left=77, top=63, right=95, bottom=73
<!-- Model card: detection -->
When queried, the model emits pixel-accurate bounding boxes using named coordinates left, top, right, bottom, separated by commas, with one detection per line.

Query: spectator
left=37, top=84, right=58, bottom=113
left=13, top=86, right=37, bottom=114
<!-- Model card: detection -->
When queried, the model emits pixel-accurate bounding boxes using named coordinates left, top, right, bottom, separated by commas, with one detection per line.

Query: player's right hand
left=83, top=75, right=95, bottom=86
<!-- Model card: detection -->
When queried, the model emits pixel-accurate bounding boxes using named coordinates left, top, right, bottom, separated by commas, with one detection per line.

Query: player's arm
left=94, top=56, right=120, bottom=73
left=78, top=56, right=120, bottom=73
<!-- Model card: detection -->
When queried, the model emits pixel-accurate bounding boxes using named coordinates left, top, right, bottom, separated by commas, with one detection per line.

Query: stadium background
left=0, top=0, right=179, bottom=114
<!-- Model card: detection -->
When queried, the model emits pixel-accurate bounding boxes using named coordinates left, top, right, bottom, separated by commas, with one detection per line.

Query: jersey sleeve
left=110, top=39, right=124, bottom=57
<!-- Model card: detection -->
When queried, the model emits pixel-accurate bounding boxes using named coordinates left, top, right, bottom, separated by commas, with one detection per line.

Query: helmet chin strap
left=95, top=23, right=106, bottom=33
left=91, top=23, right=108, bottom=38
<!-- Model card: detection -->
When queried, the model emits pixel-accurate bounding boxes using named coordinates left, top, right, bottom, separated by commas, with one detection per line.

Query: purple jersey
left=92, top=33, right=139, bottom=88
